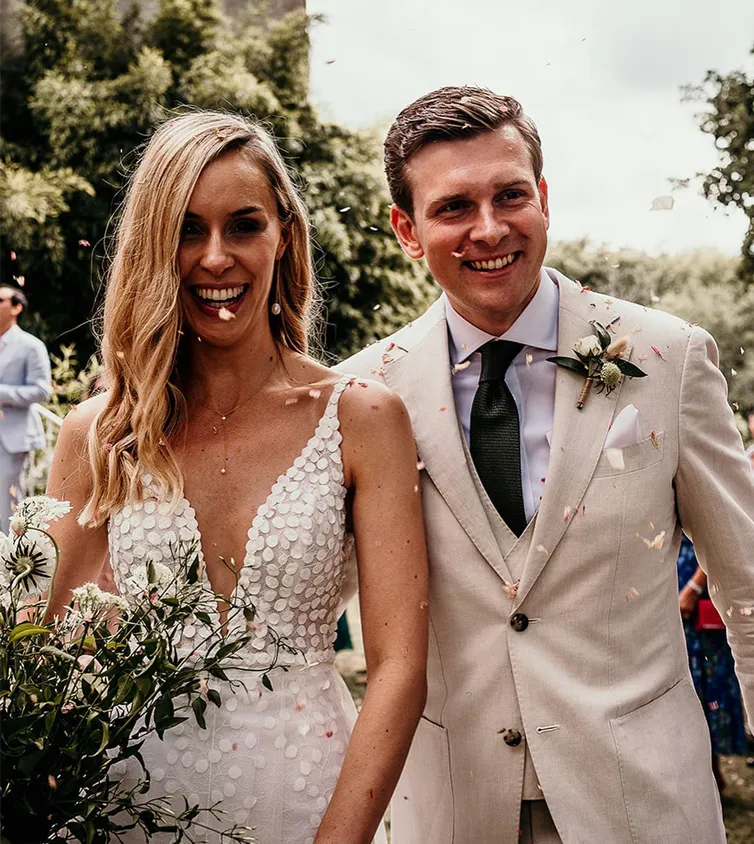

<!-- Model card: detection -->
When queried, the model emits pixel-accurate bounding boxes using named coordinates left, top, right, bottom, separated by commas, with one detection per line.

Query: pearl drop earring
left=271, top=303, right=281, bottom=315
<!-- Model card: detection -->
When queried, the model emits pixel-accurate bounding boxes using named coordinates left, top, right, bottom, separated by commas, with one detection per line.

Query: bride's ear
left=276, top=225, right=292, bottom=260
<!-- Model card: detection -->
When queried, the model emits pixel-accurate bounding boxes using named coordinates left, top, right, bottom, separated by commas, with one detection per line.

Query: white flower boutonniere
left=548, top=322, right=648, bottom=409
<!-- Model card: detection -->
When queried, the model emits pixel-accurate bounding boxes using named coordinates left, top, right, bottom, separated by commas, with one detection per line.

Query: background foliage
left=0, top=0, right=437, bottom=361
left=683, top=43, right=754, bottom=281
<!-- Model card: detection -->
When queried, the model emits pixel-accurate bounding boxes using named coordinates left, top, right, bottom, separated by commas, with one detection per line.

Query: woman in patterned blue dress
left=677, top=534, right=748, bottom=790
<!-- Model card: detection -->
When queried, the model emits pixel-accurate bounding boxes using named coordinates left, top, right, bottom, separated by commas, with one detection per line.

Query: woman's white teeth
left=469, top=254, right=517, bottom=270
left=195, top=286, right=245, bottom=304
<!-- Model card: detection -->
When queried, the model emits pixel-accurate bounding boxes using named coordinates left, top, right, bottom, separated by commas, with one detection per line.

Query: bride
left=46, top=111, right=428, bottom=843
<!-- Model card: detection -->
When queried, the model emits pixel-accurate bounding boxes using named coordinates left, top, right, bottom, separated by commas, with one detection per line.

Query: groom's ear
left=390, top=204, right=425, bottom=260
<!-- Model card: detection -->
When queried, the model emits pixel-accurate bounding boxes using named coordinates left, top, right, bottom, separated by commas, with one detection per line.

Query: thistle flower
left=600, top=362, right=623, bottom=387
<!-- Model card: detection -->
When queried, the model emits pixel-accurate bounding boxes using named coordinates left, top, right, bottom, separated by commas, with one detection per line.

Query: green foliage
left=685, top=44, right=754, bottom=281
left=0, top=0, right=434, bottom=360
left=546, top=239, right=754, bottom=424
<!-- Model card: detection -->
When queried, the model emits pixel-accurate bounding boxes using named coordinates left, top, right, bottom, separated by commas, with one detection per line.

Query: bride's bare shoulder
left=58, top=392, right=110, bottom=438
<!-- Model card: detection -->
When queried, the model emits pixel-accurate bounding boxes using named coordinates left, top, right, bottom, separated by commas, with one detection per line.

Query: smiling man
left=339, top=87, right=754, bottom=844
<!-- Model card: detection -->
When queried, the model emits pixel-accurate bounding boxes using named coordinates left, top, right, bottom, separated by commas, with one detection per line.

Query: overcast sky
left=308, top=0, right=754, bottom=257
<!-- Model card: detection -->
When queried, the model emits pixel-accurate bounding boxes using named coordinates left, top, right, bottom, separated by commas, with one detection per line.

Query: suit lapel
left=383, top=302, right=515, bottom=585
left=0, top=327, right=19, bottom=380
left=515, top=274, right=626, bottom=606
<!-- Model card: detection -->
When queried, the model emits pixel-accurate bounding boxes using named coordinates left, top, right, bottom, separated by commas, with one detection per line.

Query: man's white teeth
left=469, top=254, right=517, bottom=270
left=195, top=286, right=245, bottom=303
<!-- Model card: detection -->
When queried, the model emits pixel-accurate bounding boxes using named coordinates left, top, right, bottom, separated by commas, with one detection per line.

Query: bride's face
left=177, top=149, right=288, bottom=347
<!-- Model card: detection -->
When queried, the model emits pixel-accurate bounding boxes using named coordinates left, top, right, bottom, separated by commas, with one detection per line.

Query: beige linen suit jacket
left=338, top=269, right=754, bottom=844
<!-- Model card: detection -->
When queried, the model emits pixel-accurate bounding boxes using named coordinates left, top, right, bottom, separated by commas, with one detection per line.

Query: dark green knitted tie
left=469, top=340, right=527, bottom=536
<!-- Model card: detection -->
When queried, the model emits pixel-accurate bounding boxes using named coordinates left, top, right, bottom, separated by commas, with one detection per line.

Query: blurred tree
left=684, top=44, right=754, bottom=282
left=546, top=239, right=754, bottom=418
left=0, top=0, right=436, bottom=359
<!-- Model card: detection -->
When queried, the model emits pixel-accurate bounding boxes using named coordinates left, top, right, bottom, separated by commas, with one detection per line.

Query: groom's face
left=391, top=125, right=549, bottom=336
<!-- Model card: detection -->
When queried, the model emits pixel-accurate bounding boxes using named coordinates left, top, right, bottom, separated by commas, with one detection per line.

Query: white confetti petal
left=649, top=195, right=674, bottom=211
left=605, top=448, right=625, bottom=471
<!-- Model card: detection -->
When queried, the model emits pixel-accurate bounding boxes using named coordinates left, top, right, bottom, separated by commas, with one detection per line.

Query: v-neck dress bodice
left=107, top=376, right=386, bottom=843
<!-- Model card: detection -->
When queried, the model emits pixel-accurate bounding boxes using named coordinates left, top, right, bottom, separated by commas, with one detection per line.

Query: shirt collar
left=444, top=268, right=560, bottom=364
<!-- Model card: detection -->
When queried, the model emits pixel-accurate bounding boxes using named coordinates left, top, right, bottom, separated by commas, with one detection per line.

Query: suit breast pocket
left=593, top=431, right=665, bottom=478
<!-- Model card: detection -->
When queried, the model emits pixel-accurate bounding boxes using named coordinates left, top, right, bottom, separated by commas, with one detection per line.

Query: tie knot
left=479, top=340, right=523, bottom=381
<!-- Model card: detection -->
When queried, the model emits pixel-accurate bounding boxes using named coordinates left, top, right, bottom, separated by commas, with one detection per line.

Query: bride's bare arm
left=315, top=380, right=429, bottom=844
left=45, top=396, right=110, bottom=619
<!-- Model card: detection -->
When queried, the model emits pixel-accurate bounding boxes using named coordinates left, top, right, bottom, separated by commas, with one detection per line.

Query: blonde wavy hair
left=81, top=111, right=317, bottom=527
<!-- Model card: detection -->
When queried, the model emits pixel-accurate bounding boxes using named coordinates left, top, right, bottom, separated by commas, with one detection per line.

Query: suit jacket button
left=501, top=729, right=523, bottom=747
left=510, top=613, right=529, bottom=632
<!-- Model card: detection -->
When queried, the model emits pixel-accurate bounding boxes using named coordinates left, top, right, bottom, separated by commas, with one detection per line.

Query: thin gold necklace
left=193, top=360, right=277, bottom=475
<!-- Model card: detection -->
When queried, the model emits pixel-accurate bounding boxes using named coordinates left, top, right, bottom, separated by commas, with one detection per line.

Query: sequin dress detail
left=108, top=377, right=386, bottom=843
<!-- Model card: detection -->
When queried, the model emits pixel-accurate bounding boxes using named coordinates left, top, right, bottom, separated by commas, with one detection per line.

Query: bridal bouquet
left=0, top=496, right=289, bottom=844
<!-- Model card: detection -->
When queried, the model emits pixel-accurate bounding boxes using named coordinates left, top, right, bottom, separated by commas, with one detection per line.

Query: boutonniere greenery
left=548, top=321, right=648, bottom=409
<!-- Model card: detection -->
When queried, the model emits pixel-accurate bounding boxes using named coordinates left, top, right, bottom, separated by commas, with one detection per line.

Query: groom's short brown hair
left=383, top=86, right=543, bottom=215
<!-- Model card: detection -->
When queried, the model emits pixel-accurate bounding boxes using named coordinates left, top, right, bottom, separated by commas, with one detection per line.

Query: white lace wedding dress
left=108, top=377, right=386, bottom=843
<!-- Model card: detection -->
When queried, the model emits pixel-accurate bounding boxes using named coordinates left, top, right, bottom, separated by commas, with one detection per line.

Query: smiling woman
left=43, top=111, right=429, bottom=844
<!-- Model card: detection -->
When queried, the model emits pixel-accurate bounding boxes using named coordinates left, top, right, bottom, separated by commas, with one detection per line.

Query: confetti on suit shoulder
left=525, top=354, right=533, bottom=366
left=725, top=607, right=734, bottom=619
left=631, top=324, right=643, bottom=334
left=649, top=195, right=674, bottom=211
left=637, top=530, right=666, bottom=550
left=218, top=307, right=235, bottom=321
left=536, top=544, right=549, bottom=555
left=740, top=607, right=754, bottom=617
left=580, top=285, right=591, bottom=293
left=650, top=431, right=660, bottom=449
left=563, top=506, right=572, bottom=522
left=439, top=406, right=447, bottom=412
left=452, top=360, right=471, bottom=375
left=650, top=346, right=665, bottom=360
left=709, top=582, right=719, bottom=597
left=326, top=59, right=336, bottom=64
left=625, top=587, right=640, bottom=602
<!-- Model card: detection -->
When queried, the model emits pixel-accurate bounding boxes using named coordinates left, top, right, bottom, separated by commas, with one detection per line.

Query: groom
left=340, top=87, right=754, bottom=843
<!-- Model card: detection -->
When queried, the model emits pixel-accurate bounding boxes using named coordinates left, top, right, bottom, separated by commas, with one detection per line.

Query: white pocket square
left=603, top=404, right=642, bottom=450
